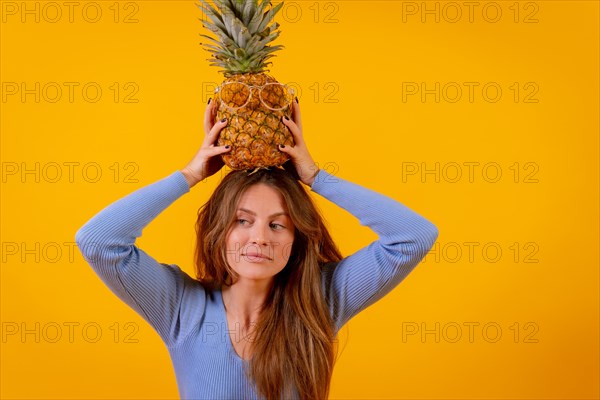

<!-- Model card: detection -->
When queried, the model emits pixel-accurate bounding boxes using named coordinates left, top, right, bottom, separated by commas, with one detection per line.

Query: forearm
left=311, top=169, right=438, bottom=253
left=75, top=170, right=191, bottom=259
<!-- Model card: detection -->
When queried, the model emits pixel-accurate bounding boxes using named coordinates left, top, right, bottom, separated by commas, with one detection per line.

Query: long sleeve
left=311, top=169, right=439, bottom=332
left=74, top=170, right=206, bottom=347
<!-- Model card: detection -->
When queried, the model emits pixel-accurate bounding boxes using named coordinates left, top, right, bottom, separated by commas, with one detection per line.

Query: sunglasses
left=214, top=82, right=295, bottom=111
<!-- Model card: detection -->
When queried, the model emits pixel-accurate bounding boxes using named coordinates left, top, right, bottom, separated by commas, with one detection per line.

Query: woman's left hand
left=279, top=101, right=320, bottom=187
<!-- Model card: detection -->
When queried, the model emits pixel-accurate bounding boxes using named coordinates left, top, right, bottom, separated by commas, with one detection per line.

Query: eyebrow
left=237, top=208, right=289, bottom=218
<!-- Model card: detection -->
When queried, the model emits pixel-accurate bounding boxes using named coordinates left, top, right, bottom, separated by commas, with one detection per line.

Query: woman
left=75, top=99, right=439, bottom=400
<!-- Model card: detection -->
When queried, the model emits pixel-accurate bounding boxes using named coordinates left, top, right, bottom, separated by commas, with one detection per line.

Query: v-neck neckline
left=217, top=289, right=250, bottom=363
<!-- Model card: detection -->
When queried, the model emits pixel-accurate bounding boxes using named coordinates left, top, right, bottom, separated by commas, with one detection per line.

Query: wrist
left=181, top=167, right=203, bottom=188
left=303, top=166, right=320, bottom=187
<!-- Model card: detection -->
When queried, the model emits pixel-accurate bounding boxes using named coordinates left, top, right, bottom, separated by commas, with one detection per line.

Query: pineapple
left=197, top=0, right=295, bottom=170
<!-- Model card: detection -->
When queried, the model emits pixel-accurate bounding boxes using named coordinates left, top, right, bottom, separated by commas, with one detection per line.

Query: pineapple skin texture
left=214, top=73, right=294, bottom=170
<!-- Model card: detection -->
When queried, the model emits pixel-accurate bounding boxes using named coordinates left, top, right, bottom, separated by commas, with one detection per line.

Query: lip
left=242, top=253, right=272, bottom=261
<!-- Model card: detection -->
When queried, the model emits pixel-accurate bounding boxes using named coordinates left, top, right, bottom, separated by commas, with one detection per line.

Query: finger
left=278, top=143, right=297, bottom=158
left=208, top=144, right=231, bottom=156
left=281, top=116, right=304, bottom=145
left=291, top=100, right=302, bottom=131
left=201, top=144, right=231, bottom=160
left=203, top=99, right=216, bottom=133
left=204, top=117, right=228, bottom=146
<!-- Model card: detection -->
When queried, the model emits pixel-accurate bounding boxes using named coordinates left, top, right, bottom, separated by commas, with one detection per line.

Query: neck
left=222, top=278, right=274, bottom=326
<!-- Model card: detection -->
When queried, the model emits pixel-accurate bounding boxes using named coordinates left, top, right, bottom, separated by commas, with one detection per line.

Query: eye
left=237, top=219, right=250, bottom=226
left=270, top=223, right=285, bottom=230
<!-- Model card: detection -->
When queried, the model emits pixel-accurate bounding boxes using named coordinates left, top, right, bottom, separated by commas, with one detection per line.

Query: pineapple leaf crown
left=196, top=0, right=285, bottom=76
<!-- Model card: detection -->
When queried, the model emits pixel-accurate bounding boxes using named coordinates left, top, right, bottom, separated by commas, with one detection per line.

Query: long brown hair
left=194, top=167, right=343, bottom=399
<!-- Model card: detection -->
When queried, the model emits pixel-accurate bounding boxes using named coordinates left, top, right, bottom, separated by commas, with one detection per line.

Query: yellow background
left=1, top=1, right=598, bottom=399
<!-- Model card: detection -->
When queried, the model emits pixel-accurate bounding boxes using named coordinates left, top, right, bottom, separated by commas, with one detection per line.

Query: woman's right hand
left=181, top=99, right=231, bottom=187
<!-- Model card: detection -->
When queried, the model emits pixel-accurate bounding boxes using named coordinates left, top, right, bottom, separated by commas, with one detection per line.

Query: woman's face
left=225, top=183, right=295, bottom=284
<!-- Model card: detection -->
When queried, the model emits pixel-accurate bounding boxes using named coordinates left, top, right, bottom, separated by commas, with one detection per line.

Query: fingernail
left=225, top=145, right=230, bottom=149
left=221, top=118, right=227, bottom=123
left=208, top=98, right=212, bottom=104
left=284, top=116, right=289, bottom=120
left=295, top=97, right=299, bottom=104
left=279, top=144, right=285, bottom=149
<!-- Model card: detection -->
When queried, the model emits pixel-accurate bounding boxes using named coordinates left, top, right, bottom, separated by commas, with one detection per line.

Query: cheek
left=274, top=235, right=295, bottom=261
left=278, top=243, right=294, bottom=262
left=226, top=229, right=246, bottom=250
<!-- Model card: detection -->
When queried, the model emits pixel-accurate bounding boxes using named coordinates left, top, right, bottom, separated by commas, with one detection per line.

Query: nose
left=250, top=223, right=269, bottom=246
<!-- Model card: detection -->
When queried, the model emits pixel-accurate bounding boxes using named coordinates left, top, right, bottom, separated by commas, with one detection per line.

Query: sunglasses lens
left=260, top=83, right=293, bottom=111
left=220, top=82, right=250, bottom=109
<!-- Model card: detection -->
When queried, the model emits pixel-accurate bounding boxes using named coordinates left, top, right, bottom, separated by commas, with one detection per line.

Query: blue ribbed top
left=75, top=169, right=438, bottom=399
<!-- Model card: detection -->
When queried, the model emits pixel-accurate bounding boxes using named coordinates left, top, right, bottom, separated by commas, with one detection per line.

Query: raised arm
left=75, top=99, right=232, bottom=346
left=75, top=171, right=205, bottom=346
left=310, top=170, right=438, bottom=331
left=279, top=101, right=438, bottom=332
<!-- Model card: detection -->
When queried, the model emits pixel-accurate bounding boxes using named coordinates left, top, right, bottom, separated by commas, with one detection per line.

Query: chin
left=231, top=262, right=284, bottom=282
